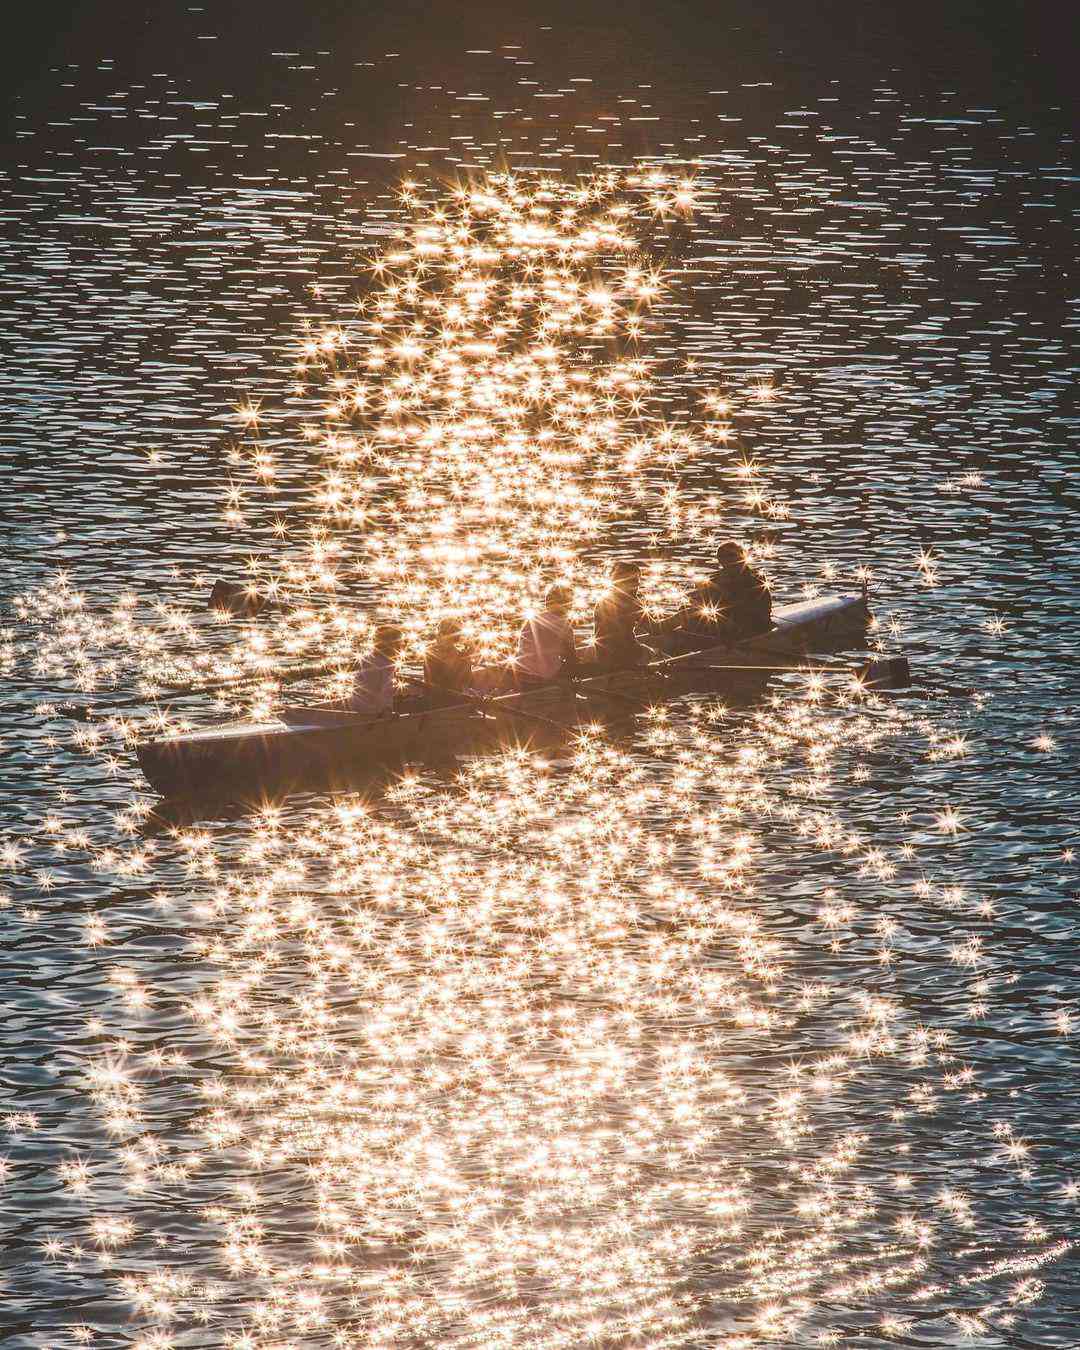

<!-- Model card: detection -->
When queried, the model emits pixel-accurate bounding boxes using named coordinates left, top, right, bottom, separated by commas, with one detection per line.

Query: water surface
left=1, top=24, right=1078, bottom=1350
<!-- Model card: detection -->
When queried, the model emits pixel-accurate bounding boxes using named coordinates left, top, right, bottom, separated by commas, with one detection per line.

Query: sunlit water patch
left=1, top=38, right=1078, bottom=1350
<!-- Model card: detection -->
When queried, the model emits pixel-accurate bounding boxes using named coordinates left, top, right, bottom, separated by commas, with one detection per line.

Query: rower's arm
left=641, top=606, right=684, bottom=635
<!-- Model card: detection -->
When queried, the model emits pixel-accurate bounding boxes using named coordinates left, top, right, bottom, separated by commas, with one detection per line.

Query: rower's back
left=718, top=558, right=771, bottom=638
left=593, top=564, right=643, bottom=667
left=425, top=623, right=473, bottom=702
left=347, top=624, right=402, bottom=713
left=516, top=586, right=576, bottom=683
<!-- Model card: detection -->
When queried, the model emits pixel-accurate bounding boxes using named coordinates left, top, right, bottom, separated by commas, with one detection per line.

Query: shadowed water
left=1, top=23, right=1078, bottom=1350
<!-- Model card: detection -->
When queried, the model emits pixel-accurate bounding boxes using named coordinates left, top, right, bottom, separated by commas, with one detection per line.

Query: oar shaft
left=158, top=653, right=358, bottom=695
left=404, top=674, right=579, bottom=736
left=703, top=662, right=851, bottom=674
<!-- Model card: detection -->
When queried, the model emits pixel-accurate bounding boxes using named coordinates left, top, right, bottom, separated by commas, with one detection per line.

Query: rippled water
left=2, top=25, right=1078, bottom=1350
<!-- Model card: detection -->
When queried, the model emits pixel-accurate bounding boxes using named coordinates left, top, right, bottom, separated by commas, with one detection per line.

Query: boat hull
left=135, top=592, right=868, bottom=802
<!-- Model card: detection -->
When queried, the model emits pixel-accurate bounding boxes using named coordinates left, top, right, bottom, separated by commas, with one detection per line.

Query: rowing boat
left=135, top=591, right=868, bottom=801
left=136, top=593, right=868, bottom=801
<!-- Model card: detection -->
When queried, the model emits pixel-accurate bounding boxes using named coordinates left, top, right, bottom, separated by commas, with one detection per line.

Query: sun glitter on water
left=211, top=168, right=790, bottom=704
left=3, top=164, right=1073, bottom=1349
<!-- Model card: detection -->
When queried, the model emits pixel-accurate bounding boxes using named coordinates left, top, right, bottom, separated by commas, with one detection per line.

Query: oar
left=64, top=656, right=355, bottom=723
left=157, top=652, right=362, bottom=695
left=51, top=652, right=362, bottom=720
left=401, top=673, right=583, bottom=737
left=206, top=576, right=364, bottom=618
left=124, top=640, right=700, bottom=704
left=52, top=683, right=192, bottom=722
left=53, top=698, right=139, bottom=724
left=573, top=682, right=642, bottom=710
left=703, top=661, right=858, bottom=676
left=565, top=639, right=810, bottom=708
left=571, top=658, right=854, bottom=711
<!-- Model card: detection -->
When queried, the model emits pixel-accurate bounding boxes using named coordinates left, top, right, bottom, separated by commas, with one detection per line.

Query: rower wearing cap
left=662, top=541, right=771, bottom=645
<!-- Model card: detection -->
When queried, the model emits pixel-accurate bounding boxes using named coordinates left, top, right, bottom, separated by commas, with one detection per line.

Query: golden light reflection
left=2, top=166, right=1069, bottom=1349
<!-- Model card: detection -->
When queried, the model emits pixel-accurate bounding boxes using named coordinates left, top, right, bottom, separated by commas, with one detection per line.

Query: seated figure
left=513, top=585, right=578, bottom=688
left=591, top=560, right=649, bottom=671
left=346, top=624, right=402, bottom=713
left=423, top=619, right=474, bottom=707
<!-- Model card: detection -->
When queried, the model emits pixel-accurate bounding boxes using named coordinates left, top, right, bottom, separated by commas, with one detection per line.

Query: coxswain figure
left=591, top=560, right=649, bottom=671
left=423, top=618, right=474, bottom=706
left=660, top=541, right=771, bottom=648
left=513, top=585, right=578, bottom=689
left=345, top=623, right=402, bottom=713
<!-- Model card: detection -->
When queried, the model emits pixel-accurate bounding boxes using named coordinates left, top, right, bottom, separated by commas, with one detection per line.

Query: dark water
left=2, top=8, right=1078, bottom=1348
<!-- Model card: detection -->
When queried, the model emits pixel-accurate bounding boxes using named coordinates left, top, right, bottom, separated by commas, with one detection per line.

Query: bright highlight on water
left=1, top=88, right=1077, bottom=1350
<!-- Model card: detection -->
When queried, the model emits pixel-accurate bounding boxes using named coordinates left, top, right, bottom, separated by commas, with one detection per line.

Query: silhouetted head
left=373, top=624, right=403, bottom=655
left=612, top=559, right=641, bottom=587
left=715, top=540, right=743, bottom=566
left=545, top=585, right=571, bottom=613
left=436, top=617, right=462, bottom=642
